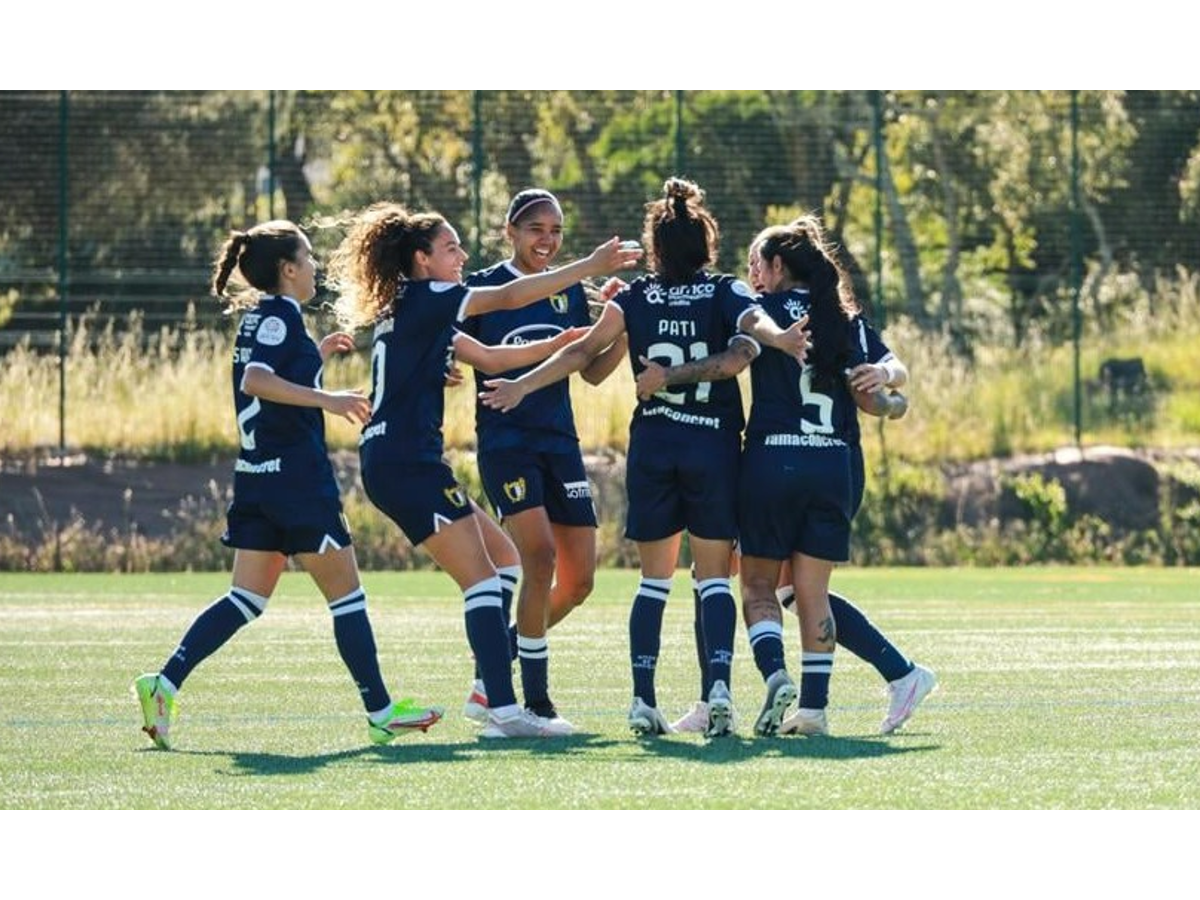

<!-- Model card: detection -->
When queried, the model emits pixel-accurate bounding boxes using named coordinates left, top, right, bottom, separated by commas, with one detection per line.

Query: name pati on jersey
left=657, top=319, right=697, bottom=337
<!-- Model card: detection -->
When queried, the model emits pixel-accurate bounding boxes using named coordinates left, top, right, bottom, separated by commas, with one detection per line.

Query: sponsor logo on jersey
left=784, top=296, right=808, bottom=322
left=503, top=478, right=527, bottom=503
left=444, top=485, right=468, bottom=508
left=564, top=480, right=592, bottom=500
left=549, top=292, right=569, bottom=314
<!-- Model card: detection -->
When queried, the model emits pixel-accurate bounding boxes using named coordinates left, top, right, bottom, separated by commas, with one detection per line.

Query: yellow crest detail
left=503, top=478, right=527, bottom=504
left=549, top=293, right=569, bottom=314
left=443, top=486, right=467, bottom=508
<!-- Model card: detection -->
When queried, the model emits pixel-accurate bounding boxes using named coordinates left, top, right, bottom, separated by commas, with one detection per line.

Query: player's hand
left=479, top=378, right=527, bottom=413
left=598, top=276, right=627, bottom=303
left=848, top=362, right=888, bottom=393
left=323, top=389, right=372, bottom=425
left=586, top=237, right=643, bottom=276
left=776, top=315, right=810, bottom=363
left=318, top=331, right=357, bottom=363
left=444, top=361, right=466, bottom=388
left=635, top=355, right=668, bottom=401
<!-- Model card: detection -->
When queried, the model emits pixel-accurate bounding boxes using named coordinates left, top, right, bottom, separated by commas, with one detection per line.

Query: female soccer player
left=327, top=201, right=640, bottom=739
left=754, top=244, right=937, bottom=736
left=480, top=178, right=808, bottom=738
left=133, top=220, right=443, bottom=750
left=460, top=189, right=629, bottom=726
left=652, top=227, right=935, bottom=736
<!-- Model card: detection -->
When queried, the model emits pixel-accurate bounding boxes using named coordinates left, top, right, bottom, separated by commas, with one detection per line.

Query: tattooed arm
left=635, top=336, right=758, bottom=401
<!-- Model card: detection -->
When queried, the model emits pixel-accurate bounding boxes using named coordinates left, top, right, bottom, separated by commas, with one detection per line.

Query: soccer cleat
left=628, top=697, right=674, bottom=736
left=779, top=707, right=829, bottom=736
left=705, top=680, right=734, bottom=737
left=463, top=679, right=489, bottom=726
left=369, top=698, right=445, bottom=745
left=671, top=700, right=710, bottom=734
left=480, top=707, right=574, bottom=739
left=753, top=669, right=798, bottom=737
left=133, top=673, right=177, bottom=750
left=526, top=700, right=575, bottom=734
left=881, top=663, right=938, bottom=735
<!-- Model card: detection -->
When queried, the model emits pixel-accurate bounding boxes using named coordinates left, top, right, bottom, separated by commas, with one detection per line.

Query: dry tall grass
left=5, top=278, right=1200, bottom=460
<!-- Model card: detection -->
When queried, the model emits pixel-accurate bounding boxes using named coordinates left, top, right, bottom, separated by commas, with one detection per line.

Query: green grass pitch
left=2, top=567, right=1198, bottom=811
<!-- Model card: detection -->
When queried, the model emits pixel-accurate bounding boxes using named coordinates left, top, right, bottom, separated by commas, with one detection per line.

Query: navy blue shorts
left=625, top=423, right=740, bottom=542
left=222, top=492, right=352, bottom=556
left=362, top=460, right=474, bottom=546
left=479, top=446, right=598, bottom=527
left=737, top=439, right=852, bottom=562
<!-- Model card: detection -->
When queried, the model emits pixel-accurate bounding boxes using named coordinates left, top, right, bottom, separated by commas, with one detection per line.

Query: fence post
left=674, top=90, right=685, bottom=175
left=267, top=90, right=277, bottom=220
left=1070, top=90, right=1082, bottom=448
left=472, top=90, right=483, bottom=262
left=57, top=90, right=69, bottom=454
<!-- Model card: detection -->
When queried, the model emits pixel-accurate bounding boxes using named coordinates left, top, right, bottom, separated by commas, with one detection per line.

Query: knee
left=520, top=541, right=557, bottom=585
left=560, top=570, right=595, bottom=609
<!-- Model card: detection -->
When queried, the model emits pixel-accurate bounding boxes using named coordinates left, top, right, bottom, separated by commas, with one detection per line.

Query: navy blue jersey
left=359, top=279, right=470, bottom=466
left=744, top=288, right=864, bottom=446
left=231, top=295, right=337, bottom=501
left=461, top=260, right=589, bottom=453
left=614, top=272, right=757, bottom=436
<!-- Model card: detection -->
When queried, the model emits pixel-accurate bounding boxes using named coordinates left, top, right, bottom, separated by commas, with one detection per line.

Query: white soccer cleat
left=779, top=707, right=828, bottom=736
left=753, top=669, right=798, bottom=737
left=480, top=707, right=573, bottom=739
left=671, top=700, right=710, bottom=734
left=705, top=680, right=734, bottom=738
left=628, top=697, right=674, bottom=736
left=881, top=664, right=938, bottom=734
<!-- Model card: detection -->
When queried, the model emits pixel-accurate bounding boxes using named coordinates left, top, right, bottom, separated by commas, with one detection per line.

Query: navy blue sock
left=690, top=572, right=710, bottom=701
left=698, top=577, right=736, bottom=688
left=464, top=576, right=517, bottom=709
left=476, top=566, right=520, bottom=679
left=747, top=619, right=786, bottom=681
left=829, top=591, right=913, bottom=683
left=517, top=633, right=550, bottom=708
left=629, top=577, right=671, bottom=708
left=329, top=589, right=390, bottom=714
left=799, top=651, right=834, bottom=710
left=160, top=587, right=266, bottom=690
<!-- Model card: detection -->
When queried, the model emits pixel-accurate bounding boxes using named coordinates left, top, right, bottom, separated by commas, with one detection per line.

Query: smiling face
left=506, top=201, right=563, bottom=274
left=416, top=224, right=468, bottom=283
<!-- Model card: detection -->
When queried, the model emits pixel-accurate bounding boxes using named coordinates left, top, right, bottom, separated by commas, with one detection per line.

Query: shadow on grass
left=626, top=730, right=940, bottom=763
left=168, top=732, right=627, bottom=777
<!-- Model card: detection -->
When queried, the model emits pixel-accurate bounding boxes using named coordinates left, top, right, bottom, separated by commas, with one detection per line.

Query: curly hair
left=325, top=202, right=448, bottom=330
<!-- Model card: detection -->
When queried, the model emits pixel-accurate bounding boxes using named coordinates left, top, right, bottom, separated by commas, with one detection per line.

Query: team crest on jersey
left=548, top=293, right=569, bottom=314
left=784, top=297, right=808, bottom=322
left=503, top=478, right=527, bottom=504
left=443, top=486, right=467, bottom=508
left=256, top=316, right=287, bottom=346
